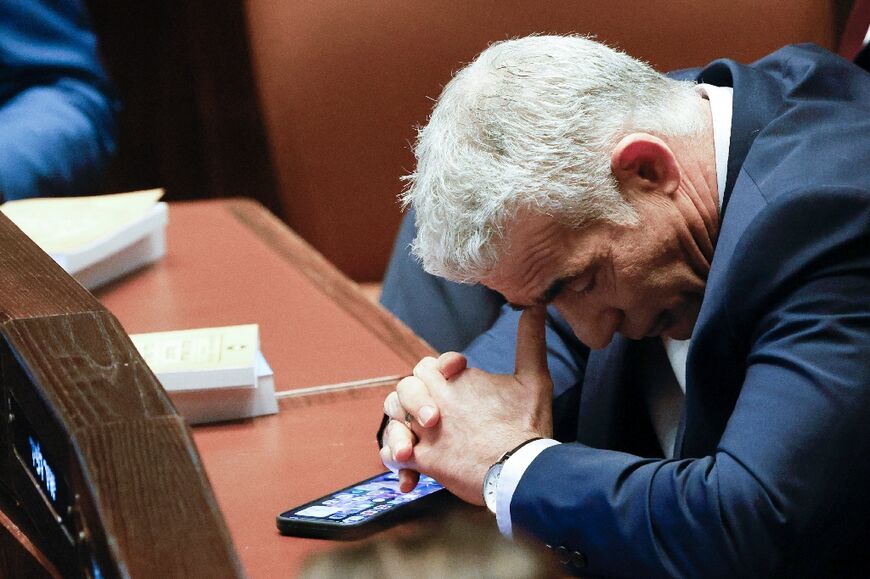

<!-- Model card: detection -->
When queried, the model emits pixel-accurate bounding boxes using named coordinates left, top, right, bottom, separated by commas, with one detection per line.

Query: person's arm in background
left=380, top=206, right=507, bottom=354
left=0, top=0, right=119, bottom=201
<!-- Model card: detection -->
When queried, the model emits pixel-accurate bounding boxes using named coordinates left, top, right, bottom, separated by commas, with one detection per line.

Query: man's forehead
left=480, top=210, right=611, bottom=299
left=498, top=208, right=561, bottom=250
left=479, top=210, right=566, bottom=295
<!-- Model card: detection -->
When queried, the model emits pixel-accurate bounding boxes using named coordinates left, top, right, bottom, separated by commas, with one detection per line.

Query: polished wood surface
left=193, top=386, right=395, bottom=577
left=95, top=199, right=437, bottom=577
left=0, top=211, right=242, bottom=577
left=98, top=199, right=432, bottom=391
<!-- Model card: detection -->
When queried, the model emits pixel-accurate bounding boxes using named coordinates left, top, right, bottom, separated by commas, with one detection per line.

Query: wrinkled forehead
left=478, top=209, right=566, bottom=291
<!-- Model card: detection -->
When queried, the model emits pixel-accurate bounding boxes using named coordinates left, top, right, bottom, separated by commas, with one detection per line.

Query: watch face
left=483, top=462, right=503, bottom=514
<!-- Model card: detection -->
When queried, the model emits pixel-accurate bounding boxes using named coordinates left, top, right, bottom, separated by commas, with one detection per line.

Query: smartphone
left=276, top=471, right=448, bottom=539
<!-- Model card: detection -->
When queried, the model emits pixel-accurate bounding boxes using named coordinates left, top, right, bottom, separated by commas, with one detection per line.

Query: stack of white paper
left=130, top=324, right=279, bottom=425
left=1, top=189, right=168, bottom=290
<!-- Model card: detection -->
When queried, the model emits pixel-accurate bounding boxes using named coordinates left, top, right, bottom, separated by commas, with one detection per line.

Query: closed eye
left=569, top=269, right=597, bottom=296
left=539, top=277, right=569, bottom=304
left=534, top=267, right=597, bottom=306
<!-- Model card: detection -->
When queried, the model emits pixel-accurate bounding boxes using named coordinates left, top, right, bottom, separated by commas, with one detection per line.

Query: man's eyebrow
left=537, top=276, right=569, bottom=305
left=507, top=271, right=585, bottom=311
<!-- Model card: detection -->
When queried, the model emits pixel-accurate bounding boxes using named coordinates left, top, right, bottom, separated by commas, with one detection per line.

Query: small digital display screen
left=10, top=398, right=72, bottom=526
left=28, top=435, right=59, bottom=502
left=282, top=472, right=443, bottom=526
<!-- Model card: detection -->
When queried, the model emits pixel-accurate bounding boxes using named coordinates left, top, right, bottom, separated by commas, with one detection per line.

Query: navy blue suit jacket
left=0, top=0, right=118, bottom=200
left=463, top=45, right=870, bottom=577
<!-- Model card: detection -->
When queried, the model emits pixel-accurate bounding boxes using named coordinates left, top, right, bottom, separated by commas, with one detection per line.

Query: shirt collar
left=695, top=83, right=733, bottom=212
left=662, top=85, right=733, bottom=393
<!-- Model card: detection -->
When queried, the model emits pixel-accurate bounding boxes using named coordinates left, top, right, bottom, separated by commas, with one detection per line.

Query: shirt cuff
left=495, top=438, right=560, bottom=538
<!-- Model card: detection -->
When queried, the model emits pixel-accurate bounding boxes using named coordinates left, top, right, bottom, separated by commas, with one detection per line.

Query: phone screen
left=277, top=471, right=445, bottom=538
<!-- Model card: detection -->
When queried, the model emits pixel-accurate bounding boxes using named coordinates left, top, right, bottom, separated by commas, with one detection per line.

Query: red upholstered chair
left=242, top=0, right=837, bottom=283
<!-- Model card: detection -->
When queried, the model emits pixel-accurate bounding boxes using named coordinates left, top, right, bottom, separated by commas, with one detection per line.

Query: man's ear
left=610, top=133, right=680, bottom=196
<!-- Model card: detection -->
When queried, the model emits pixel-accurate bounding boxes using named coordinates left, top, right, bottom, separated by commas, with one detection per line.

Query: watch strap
left=495, top=436, right=544, bottom=465
left=483, top=437, right=544, bottom=514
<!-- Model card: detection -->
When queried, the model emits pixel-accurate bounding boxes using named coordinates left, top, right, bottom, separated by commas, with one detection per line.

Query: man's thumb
left=515, top=306, right=551, bottom=384
left=437, top=351, right=467, bottom=379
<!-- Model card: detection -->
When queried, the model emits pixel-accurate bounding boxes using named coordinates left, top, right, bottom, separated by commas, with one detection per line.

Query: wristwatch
left=482, top=437, right=542, bottom=514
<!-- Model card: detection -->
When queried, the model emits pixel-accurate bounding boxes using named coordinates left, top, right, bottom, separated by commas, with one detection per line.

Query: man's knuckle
left=399, top=377, right=427, bottom=400
left=396, top=376, right=415, bottom=391
left=396, top=378, right=415, bottom=399
left=394, top=395, right=408, bottom=417
left=420, top=356, right=438, bottom=370
left=385, top=419, right=399, bottom=440
left=383, top=393, right=396, bottom=414
left=414, top=357, right=439, bottom=376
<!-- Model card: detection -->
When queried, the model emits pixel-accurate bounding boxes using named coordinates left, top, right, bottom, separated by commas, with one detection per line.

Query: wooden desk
left=96, top=199, right=435, bottom=577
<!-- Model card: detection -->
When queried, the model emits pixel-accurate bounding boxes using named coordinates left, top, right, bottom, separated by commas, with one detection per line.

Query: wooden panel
left=0, top=211, right=243, bottom=576
left=3, top=313, right=172, bottom=427
left=74, top=417, right=239, bottom=576
left=226, top=199, right=434, bottom=366
left=0, top=211, right=97, bottom=319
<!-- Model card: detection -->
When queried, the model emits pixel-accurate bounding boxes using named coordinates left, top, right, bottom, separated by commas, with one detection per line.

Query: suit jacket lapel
left=674, top=58, right=783, bottom=457
left=695, top=57, right=783, bottom=216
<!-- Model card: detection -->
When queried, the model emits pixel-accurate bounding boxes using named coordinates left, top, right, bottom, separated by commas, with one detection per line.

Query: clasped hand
left=380, top=307, right=554, bottom=505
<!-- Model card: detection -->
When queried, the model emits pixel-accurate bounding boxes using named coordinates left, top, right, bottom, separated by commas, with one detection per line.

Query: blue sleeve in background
left=464, top=304, right=588, bottom=399
left=0, top=0, right=120, bottom=201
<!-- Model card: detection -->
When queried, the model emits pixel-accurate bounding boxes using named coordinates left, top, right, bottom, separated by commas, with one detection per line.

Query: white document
left=168, top=351, right=279, bottom=425
left=130, top=324, right=278, bottom=424
left=1, top=189, right=168, bottom=290
left=130, top=324, right=259, bottom=391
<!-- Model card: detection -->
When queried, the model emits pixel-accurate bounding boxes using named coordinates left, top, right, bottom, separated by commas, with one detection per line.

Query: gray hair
left=402, top=35, right=706, bottom=282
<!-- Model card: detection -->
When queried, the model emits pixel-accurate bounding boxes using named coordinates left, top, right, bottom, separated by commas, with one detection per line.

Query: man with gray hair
left=379, top=36, right=870, bottom=577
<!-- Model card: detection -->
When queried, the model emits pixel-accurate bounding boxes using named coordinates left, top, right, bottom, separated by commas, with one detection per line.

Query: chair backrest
left=0, top=212, right=243, bottom=577
left=244, top=0, right=837, bottom=282
left=838, top=0, right=870, bottom=68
